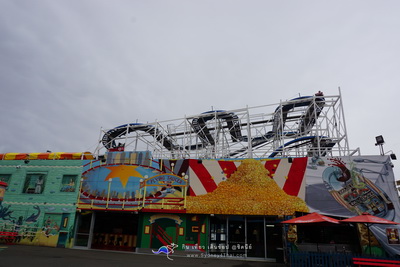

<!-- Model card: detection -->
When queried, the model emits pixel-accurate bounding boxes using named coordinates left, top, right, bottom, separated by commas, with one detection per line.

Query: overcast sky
left=1, top=0, right=399, bottom=176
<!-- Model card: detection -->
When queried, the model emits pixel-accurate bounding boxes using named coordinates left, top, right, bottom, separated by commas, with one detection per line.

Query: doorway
left=209, top=215, right=281, bottom=259
left=247, top=217, right=266, bottom=257
left=74, top=211, right=93, bottom=247
left=228, top=216, right=246, bottom=255
left=91, top=211, right=138, bottom=251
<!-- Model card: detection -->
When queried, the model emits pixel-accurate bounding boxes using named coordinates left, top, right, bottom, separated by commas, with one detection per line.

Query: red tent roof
left=341, top=213, right=400, bottom=225
left=281, top=212, right=340, bottom=224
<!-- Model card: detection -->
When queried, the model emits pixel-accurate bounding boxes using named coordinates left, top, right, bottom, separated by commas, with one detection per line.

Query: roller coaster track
left=101, top=93, right=334, bottom=158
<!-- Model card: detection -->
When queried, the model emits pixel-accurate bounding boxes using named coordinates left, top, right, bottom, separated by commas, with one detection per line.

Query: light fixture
left=98, top=155, right=106, bottom=162
left=375, top=135, right=385, bottom=145
left=385, top=150, right=397, bottom=160
left=375, top=135, right=385, bottom=155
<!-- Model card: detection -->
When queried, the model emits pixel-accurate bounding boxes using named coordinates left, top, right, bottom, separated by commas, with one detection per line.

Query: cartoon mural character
left=25, top=205, right=40, bottom=223
left=287, top=225, right=297, bottom=243
left=60, top=178, right=76, bottom=192
left=152, top=243, right=178, bottom=260
left=322, top=158, right=394, bottom=219
left=161, top=181, right=175, bottom=195
left=308, top=156, right=325, bottom=169
left=42, top=216, right=60, bottom=237
left=0, top=202, right=16, bottom=222
left=15, top=216, right=24, bottom=229
left=13, top=216, right=24, bottom=242
left=34, top=177, right=43, bottom=194
left=386, top=228, right=400, bottom=244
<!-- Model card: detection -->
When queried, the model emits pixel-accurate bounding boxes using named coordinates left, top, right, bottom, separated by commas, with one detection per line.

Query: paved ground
left=0, top=245, right=287, bottom=267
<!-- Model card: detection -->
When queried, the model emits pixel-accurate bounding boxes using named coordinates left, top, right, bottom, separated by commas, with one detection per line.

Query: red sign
left=109, top=146, right=125, bottom=152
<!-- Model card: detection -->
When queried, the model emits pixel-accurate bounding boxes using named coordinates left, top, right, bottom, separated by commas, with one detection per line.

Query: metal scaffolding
left=94, top=89, right=359, bottom=159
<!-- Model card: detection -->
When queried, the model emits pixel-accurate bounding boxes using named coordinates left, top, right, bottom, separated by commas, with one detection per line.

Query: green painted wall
left=0, top=159, right=84, bottom=248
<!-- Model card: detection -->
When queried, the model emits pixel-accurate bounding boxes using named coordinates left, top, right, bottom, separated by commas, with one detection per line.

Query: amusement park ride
left=95, top=90, right=358, bottom=159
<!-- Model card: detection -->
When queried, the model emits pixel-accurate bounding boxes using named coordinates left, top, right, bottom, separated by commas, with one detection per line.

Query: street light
left=385, top=150, right=397, bottom=160
left=375, top=135, right=385, bottom=155
left=375, top=136, right=397, bottom=160
left=375, top=135, right=385, bottom=145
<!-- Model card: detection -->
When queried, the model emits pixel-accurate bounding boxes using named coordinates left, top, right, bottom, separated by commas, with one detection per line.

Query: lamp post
left=375, top=135, right=385, bottom=156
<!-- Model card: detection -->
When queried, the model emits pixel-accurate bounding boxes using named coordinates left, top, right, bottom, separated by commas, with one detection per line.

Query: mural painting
left=1, top=177, right=40, bottom=245
left=76, top=152, right=400, bottom=256
left=183, top=156, right=400, bottom=256
left=0, top=155, right=87, bottom=248
left=0, top=204, right=40, bottom=245
left=0, top=203, right=74, bottom=247
left=305, top=155, right=400, bottom=256
left=186, top=158, right=309, bottom=215
left=78, top=153, right=188, bottom=212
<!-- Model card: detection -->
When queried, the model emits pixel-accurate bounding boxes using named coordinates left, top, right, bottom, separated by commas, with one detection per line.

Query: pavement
left=0, top=244, right=287, bottom=267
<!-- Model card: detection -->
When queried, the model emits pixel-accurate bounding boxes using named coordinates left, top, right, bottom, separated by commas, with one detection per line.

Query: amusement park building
left=1, top=91, right=400, bottom=261
left=0, top=152, right=93, bottom=248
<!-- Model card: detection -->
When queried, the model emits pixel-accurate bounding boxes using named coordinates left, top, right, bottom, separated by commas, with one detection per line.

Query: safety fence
left=289, top=252, right=353, bottom=267
left=290, top=252, right=400, bottom=267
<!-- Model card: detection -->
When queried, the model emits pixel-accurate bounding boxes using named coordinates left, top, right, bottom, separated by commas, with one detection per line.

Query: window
left=60, top=175, right=77, bottom=192
left=23, top=173, right=46, bottom=194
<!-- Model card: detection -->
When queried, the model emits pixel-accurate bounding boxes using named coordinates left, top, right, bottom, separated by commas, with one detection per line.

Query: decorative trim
left=2, top=201, right=76, bottom=206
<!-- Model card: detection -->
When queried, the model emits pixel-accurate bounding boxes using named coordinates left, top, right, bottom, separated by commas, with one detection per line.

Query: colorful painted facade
left=71, top=152, right=400, bottom=259
left=0, top=153, right=92, bottom=248
left=1, top=153, right=399, bottom=259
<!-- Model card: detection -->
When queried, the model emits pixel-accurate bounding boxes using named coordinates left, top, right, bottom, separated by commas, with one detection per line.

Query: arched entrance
left=148, top=214, right=182, bottom=248
left=150, top=218, right=178, bottom=248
